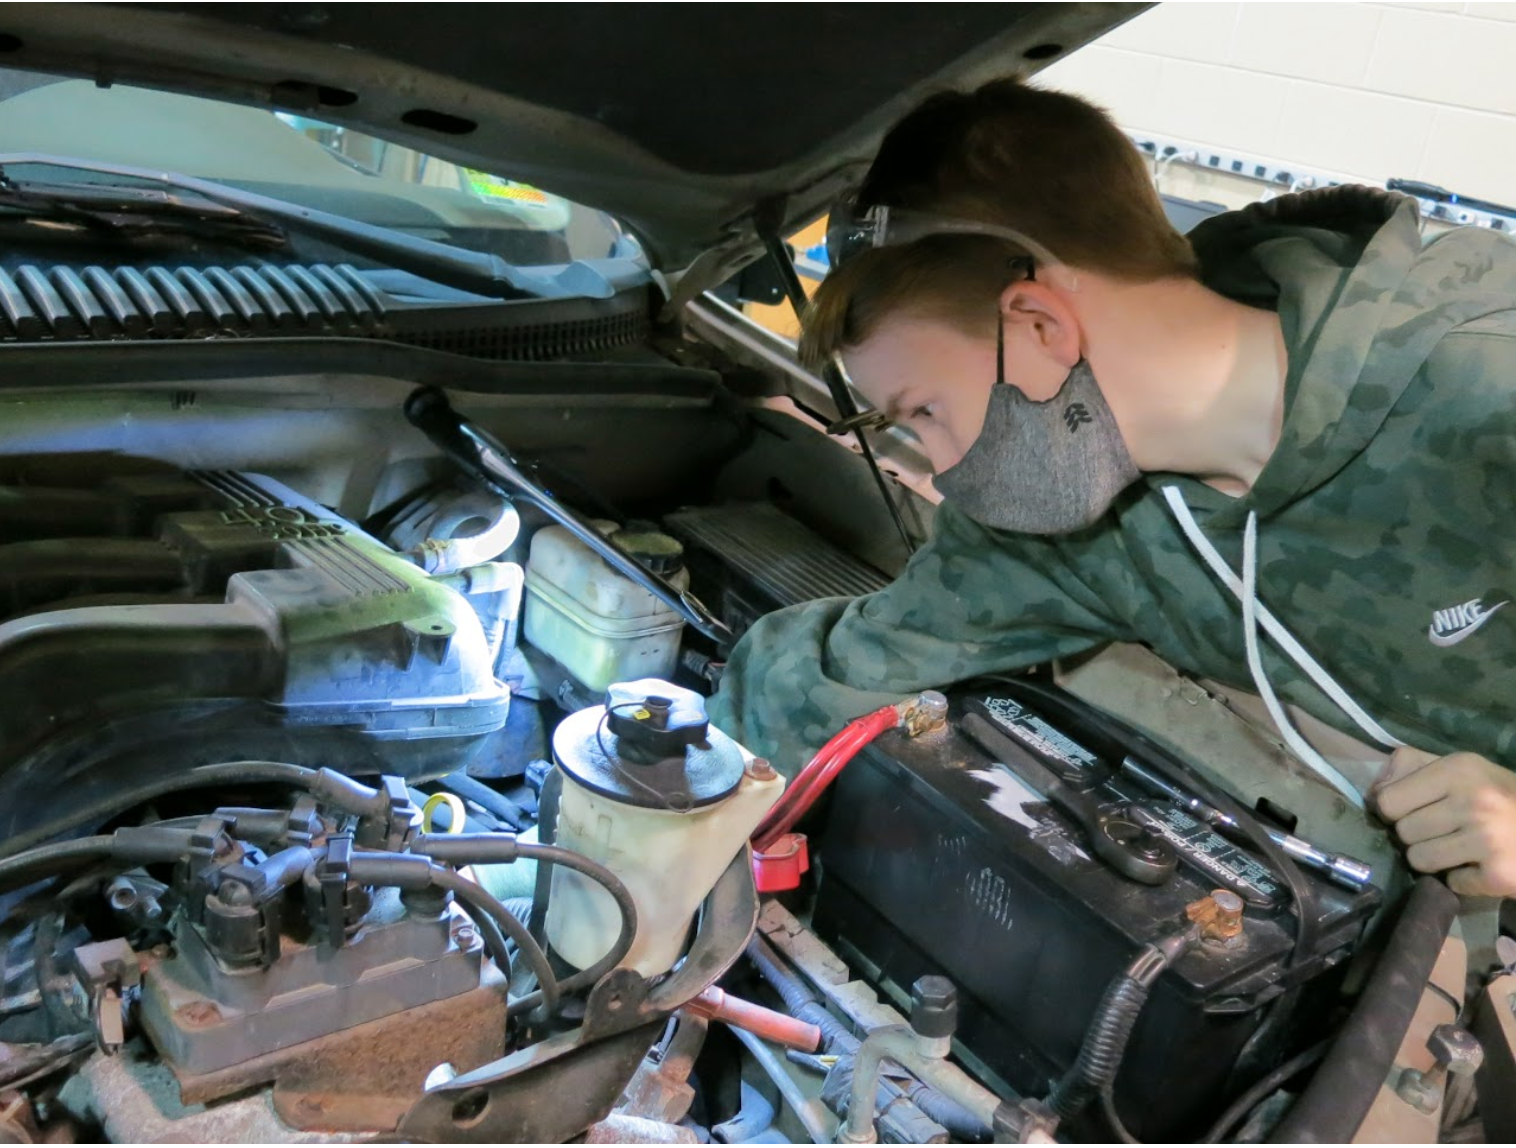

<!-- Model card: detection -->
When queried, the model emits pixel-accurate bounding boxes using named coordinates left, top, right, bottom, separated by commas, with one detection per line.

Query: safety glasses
left=824, top=200, right=1062, bottom=271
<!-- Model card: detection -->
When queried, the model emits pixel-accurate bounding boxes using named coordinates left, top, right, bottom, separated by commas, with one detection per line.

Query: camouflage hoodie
left=709, top=187, right=1516, bottom=783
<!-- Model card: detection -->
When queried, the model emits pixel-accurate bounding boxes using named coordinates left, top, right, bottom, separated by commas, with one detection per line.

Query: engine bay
left=0, top=350, right=1485, bottom=1145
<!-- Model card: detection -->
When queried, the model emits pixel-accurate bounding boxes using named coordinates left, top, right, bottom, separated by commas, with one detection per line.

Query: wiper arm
left=0, top=153, right=605, bottom=301
left=0, top=180, right=290, bottom=251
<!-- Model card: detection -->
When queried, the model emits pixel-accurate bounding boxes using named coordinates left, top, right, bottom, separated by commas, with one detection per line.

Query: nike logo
left=1428, top=597, right=1508, bottom=647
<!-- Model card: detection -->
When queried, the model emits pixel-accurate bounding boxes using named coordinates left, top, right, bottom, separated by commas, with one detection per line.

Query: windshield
left=0, top=69, right=638, bottom=268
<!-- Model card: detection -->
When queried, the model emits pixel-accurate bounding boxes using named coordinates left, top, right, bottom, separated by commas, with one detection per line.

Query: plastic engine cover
left=0, top=470, right=510, bottom=837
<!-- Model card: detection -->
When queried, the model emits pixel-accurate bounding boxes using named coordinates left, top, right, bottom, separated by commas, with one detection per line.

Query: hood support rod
left=758, top=230, right=915, bottom=557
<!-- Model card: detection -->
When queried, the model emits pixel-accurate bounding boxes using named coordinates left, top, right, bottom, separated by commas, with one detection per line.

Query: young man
left=708, top=78, right=1516, bottom=899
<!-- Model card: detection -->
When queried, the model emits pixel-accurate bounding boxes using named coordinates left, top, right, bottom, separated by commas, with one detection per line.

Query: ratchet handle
left=963, top=713, right=1175, bottom=886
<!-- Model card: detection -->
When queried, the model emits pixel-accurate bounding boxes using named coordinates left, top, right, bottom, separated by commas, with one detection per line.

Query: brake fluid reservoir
left=523, top=523, right=689, bottom=693
left=544, top=679, right=782, bottom=976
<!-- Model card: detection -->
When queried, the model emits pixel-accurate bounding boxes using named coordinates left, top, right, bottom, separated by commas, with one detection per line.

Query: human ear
left=998, top=280, right=1081, bottom=370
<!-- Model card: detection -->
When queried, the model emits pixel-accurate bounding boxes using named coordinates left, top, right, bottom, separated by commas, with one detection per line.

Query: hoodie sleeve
left=707, top=500, right=1128, bottom=772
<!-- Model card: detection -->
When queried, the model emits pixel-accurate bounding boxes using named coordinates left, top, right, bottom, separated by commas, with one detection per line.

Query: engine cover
left=0, top=469, right=510, bottom=836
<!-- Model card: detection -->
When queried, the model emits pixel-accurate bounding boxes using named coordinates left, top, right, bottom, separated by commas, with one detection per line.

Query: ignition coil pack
left=810, top=677, right=1381, bottom=1141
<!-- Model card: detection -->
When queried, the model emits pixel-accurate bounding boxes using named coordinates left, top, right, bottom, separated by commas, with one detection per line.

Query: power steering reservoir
left=545, top=679, right=782, bottom=976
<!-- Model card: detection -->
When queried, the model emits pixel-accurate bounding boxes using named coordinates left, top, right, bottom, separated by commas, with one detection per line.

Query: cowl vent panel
left=0, top=262, right=386, bottom=340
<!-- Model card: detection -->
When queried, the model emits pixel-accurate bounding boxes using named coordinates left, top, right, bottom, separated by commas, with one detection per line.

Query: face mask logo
left=933, top=349, right=1141, bottom=536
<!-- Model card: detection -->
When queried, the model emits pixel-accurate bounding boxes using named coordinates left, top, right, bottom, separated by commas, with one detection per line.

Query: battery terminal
left=1186, top=889, right=1246, bottom=947
left=897, top=690, right=949, bottom=738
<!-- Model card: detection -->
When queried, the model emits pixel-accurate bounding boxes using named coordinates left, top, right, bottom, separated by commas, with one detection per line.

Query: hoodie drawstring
left=1162, top=486, right=1403, bottom=808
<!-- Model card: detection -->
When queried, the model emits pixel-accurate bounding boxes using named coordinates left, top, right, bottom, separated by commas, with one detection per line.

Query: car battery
left=810, top=677, right=1380, bottom=1141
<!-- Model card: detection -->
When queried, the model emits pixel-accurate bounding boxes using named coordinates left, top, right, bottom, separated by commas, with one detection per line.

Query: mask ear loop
left=995, top=312, right=1006, bottom=388
left=995, top=256, right=1033, bottom=389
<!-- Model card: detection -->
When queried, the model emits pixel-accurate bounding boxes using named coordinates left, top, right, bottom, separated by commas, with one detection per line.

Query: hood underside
left=0, top=2, right=1142, bottom=268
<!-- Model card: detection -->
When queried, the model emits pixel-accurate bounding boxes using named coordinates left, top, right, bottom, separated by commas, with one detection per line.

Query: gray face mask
left=933, top=344, right=1141, bottom=535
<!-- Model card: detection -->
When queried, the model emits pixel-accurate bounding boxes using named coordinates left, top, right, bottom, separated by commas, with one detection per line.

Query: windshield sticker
left=465, top=170, right=554, bottom=208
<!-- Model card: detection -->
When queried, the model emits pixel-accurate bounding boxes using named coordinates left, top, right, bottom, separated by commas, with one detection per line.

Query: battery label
left=1132, top=802, right=1284, bottom=908
left=969, top=766, right=1093, bottom=867
left=979, top=696, right=1100, bottom=775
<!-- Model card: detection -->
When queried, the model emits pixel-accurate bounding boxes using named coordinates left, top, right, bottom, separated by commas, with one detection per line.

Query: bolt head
left=746, top=757, right=777, bottom=781
left=1212, top=890, right=1244, bottom=915
left=175, top=1000, right=223, bottom=1028
left=909, top=975, right=959, bottom=1040
left=1430, top=1024, right=1483, bottom=1074
left=912, top=976, right=956, bottom=1011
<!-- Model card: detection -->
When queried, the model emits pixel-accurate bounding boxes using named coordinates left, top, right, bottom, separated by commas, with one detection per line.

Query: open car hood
left=0, top=3, right=1142, bottom=273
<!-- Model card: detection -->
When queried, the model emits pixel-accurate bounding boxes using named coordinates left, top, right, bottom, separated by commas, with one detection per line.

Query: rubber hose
left=748, top=936, right=857, bottom=1051
left=428, top=866, right=561, bottom=1016
left=515, top=841, right=638, bottom=989
left=1268, top=877, right=1459, bottom=1144
left=528, top=768, right=562, bottom=955
left=499, top=848, right=639, bottom=1018
left=1197, top=1040, right=1330, bottom=1144
left=503, top=897, right=534, bottom=928
left=0, top=761, right=317, bottom=859
left=745, top=936, right=991, bottom=1141
left=0, top=837, right=113, bottom=894
left=417, top=833, right=638, bottom=993
left=1047, top=975, right=1152, bottom=1120
left=437, top=772, right=528, bottom=830
left=898, top=1077, right=994, bottom=1142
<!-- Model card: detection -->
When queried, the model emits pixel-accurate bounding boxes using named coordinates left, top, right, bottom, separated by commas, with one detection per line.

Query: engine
left=0, top=393, right=1453, bottom=1146
left=0, top=451, right=782, bottom=1143
left=0, top=468, right=514, bottom=839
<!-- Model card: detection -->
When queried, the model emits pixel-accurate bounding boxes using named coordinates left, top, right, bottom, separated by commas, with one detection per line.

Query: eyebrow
left=881, top=390, right=917, bottom=424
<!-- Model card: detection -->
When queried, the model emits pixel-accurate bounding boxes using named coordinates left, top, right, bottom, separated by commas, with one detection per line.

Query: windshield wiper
left=0, top=153, right=616, bottom=301
left=0, top=179, right=291, bottom=251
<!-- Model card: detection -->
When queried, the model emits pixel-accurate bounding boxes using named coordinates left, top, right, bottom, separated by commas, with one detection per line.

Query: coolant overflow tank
left=545, top=679, right=782, bottom=976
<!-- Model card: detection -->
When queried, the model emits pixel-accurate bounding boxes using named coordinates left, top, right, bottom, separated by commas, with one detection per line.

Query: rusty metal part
left=581, top=968, right=654, bottom=1043
left=399, top=850, right=761, bottom=1143
left=0, top=1035, right=93, bottom=1091
left=1185, top=889, right=1245, bottom=944
left=585, top=1112, right=699, bottom=1143
left=745, top=758, right=777, bottom=782
left=58, top=1044, right=353, bottom=1144
left=898, top=691, right=949, bottom=739
left=400, top=1020, right=664, bottom=1144
left=174, top=1001, right=222, bottom=1029
left=1394, top=1023, right=1483, bottom=1115
left=70, top=939, right=140, bottom=1056
left=0, top=1090, right=38, bottom=1143
left=165, top=980, right=508, bottom=1133
left=621, top=1015, right=707, bottom=1125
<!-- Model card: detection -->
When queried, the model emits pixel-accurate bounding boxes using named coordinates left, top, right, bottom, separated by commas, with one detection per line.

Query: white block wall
left=1037, top=2, right=1516, bottom=207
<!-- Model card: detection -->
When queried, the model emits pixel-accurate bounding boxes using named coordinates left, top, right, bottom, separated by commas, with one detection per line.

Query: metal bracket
left=70, top=938, right=140, bottom=1055
left=399, top=849, right=761, bottom=1143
